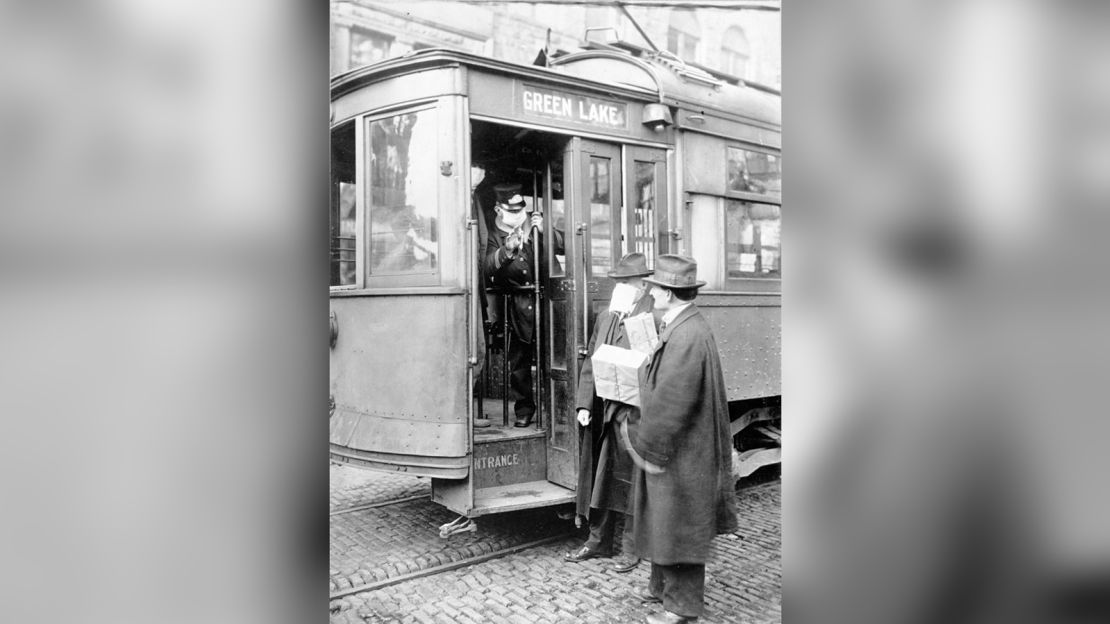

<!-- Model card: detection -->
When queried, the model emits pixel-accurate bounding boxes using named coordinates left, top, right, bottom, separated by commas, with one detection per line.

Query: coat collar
left=658, top=303, right=699, bottom=344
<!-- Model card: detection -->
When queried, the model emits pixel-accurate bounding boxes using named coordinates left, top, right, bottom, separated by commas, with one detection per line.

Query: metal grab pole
left=502, top=293, right=510, bottom=427
left=531, top=221, right=541, bottom=429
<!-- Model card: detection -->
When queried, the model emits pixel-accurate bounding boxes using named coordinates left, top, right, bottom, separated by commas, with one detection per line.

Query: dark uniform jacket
left=484, top=224, right=564, bottom=342
left=573, top=293, right=655, bottom=518
left=631, top=304, right=738, bottom=565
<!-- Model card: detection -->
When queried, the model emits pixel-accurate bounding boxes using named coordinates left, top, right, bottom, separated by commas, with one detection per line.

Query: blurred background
left=0, top=1, right=1107, bottom=623
left=329, top=0, right=780, bottom=88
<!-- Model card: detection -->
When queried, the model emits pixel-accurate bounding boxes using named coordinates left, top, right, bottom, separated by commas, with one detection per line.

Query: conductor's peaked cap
left=498, top=194, right=528, bottom=212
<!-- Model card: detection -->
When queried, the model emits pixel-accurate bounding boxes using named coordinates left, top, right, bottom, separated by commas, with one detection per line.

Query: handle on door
left=578, top=222, right=590, bottom=359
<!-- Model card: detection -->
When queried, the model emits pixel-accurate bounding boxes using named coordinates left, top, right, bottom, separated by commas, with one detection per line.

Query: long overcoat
left=573, top=293, right=654, bottom=519
left=631, top=304, right=738, bottom=565
left=484, top=225, right=564, bottom=342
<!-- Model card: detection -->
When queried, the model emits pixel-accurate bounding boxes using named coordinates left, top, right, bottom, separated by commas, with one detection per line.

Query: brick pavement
left=330, top=464, right=431, bottom=513
left=330, top=483, right=573, bottom=594
left=330, top=465, right=780, bottom=623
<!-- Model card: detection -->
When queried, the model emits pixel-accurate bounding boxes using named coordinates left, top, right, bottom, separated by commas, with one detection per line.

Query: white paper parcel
left=623, top=312, right=659, bottom=354
left=590, top=343, right=649, bottom=407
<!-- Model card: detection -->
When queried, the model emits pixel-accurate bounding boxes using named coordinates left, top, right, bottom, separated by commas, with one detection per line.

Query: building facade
left=330, top=1, right=781, bottom=89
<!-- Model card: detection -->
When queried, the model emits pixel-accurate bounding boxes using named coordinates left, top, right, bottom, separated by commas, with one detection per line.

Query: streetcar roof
left=331, top=47, right=779, bottom=131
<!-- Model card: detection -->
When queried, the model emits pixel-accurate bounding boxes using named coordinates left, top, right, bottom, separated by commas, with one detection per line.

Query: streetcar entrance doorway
left=468, top=122, right=667, bottom=512
left=470, top=120, right=581, bottom=495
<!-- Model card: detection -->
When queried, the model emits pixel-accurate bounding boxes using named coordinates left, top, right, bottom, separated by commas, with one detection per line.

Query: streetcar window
left=725, top=200, right=780, bottom=278
left=549, top=159, right=566, bottom=275
left=727, top=147, right=781, bottom=200
left=330, top=122, right=356, bottom=287
left=630, top=160, right=657, bottom=269
left=367, top=109, right=439, bottom=275
left=588, top=156, right=613, bottom=276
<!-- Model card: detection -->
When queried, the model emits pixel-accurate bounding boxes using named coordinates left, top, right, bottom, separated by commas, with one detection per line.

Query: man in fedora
left=629, top=255, right=738, bottom=624
left=565, top=253, right=654, bottom=572
left=484, top=190, right=563, bottom=427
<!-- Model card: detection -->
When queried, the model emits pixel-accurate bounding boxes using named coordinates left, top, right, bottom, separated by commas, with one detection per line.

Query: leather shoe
left=612, top=556, right=640, bottom=573
left=563, top=545, right=607, bottom=562
left=644, top=610, right=697, bottom=623
left=636, top=588, right=661, bottom=604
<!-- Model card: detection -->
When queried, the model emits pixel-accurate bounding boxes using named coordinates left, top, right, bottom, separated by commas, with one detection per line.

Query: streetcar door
left=545, top=138, right=623, bottom=488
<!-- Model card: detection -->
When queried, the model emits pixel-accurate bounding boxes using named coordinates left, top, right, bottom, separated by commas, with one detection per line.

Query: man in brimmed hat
left=564, top=253, right=654, bottom=572
left=484, top=189, right=564, bottom=427
left=629, top=255, right=738, bottom=624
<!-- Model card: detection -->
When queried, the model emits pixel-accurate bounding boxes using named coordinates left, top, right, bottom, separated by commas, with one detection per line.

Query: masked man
left=484, top=192, right=564, bottom=427
left=630, top=255, right=738, bottom=624
left=564, top=253, right=654, bottom=573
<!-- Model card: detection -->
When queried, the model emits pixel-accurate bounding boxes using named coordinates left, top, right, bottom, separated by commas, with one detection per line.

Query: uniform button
left=527, top=305, right=532, bottom=310
left=522, top=269, right=528, bottom=274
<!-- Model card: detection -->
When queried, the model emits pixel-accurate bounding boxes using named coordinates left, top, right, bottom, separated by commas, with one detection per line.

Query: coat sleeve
left=484, top=230, right=516, bottom=283
left=634, top=329, right=707, bottom=467
left=575, top=311, right=607, bottom=411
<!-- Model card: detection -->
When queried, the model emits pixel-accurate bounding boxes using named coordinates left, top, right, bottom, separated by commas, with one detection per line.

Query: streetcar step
left=471, top=480, right=575, bottom=516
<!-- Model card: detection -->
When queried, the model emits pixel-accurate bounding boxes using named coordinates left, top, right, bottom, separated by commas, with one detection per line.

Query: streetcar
left=329, top=42, right=780, bottom=531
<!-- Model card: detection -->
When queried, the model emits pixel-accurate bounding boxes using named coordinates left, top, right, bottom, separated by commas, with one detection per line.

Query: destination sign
left=519, top=84, right=627, bottom=130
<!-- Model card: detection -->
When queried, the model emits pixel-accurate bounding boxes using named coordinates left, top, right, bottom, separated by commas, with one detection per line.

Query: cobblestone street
left=330, top=465, right=781, bottom=623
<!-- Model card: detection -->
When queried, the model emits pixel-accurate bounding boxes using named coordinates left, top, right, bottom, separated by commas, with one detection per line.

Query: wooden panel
left=472, top=435, right=547, bottom=489
left=432, top=477, right=473, bottom=516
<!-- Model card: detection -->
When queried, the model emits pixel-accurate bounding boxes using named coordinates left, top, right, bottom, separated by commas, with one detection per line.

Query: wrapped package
left=623, top=312, right=659, bottom=354
left=590, top=343, right=649, bottom=407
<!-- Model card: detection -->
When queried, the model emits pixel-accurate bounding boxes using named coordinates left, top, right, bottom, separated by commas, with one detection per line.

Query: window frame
left=723, top=199, right=781, bottom=282
left=362, top=103, right=443, bottom=289
left=330, top=120, right=360, bottom=291
left=722, top=142, right=781, bottom=290
left=724, top=143, right=781, bottom=203
left=349, top=27, right=394, bottom=68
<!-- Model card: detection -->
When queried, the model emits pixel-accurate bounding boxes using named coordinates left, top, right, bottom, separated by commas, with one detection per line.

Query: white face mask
left=609, top=282, right=638, bottom=314
left=500, top=209, right=527, bottom=229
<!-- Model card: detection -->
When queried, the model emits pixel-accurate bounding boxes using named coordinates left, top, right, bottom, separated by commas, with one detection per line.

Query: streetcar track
left=329, top=492, right=431, bottom=517
left=329, top=479, right=780, bottom=603
left=329, top=531, right=576, bottom=601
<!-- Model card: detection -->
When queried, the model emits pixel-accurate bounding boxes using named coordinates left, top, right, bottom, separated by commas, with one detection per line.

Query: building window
left=666, top=9, right=700, bottom=63
left=351, top=28, right=393, bottom=67
left=722, top=26, right=751, bottom=79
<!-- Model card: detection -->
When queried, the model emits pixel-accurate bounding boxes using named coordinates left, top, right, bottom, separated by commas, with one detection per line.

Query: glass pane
left=549, top=379, right=570, bottom=451
left=727, top=146, right=782, bottom=200
left=725, top=200, right=781, bottom=278
left=330, top=123, right=356, bottom=287
left=631, top=161, right=656, bottom=269
left=549, top=296, right=566, bottom=370
left=589, top=156, right=612, bottom=277
left=549, top=160, right=566, bottom=276
left=368, top=110, right=439, bottom=275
